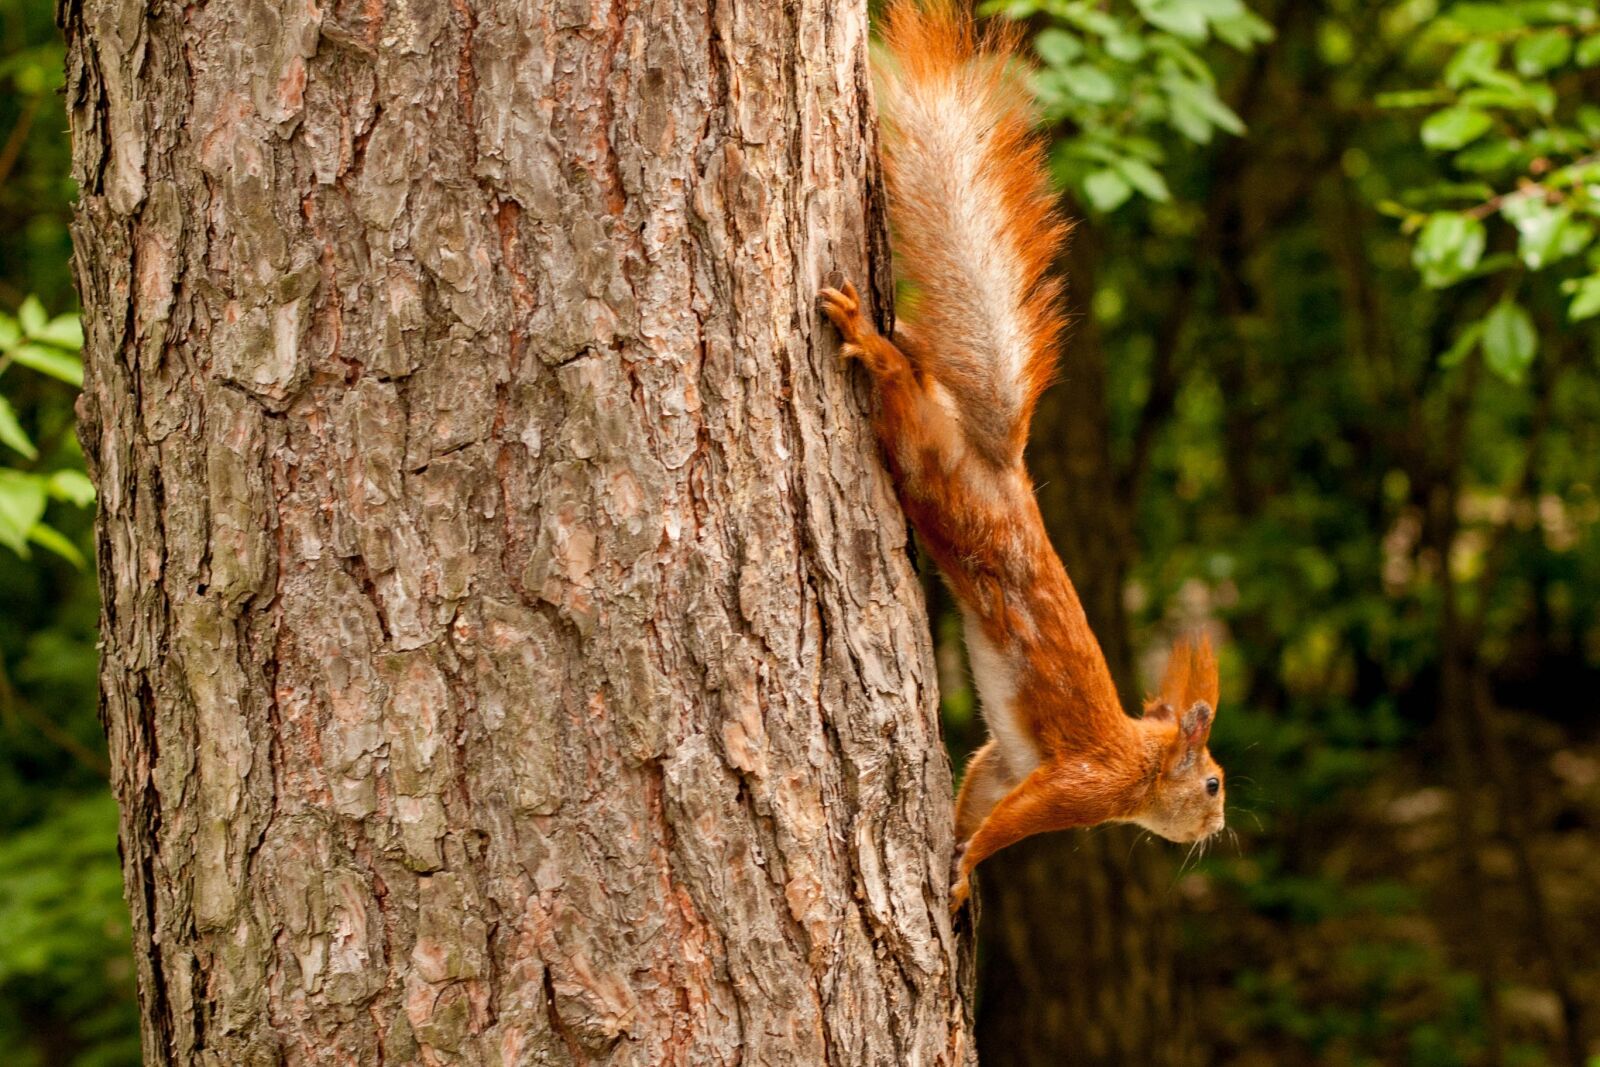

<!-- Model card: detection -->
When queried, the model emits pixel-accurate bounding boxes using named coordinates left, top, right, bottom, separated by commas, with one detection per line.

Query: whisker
left=1225, top=804, right=1266, bottom=832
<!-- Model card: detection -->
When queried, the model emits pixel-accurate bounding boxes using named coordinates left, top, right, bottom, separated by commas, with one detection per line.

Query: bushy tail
left=874, top=1, right=1069, bottom=466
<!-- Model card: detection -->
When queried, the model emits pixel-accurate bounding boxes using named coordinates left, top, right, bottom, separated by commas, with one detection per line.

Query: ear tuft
left=1160, top=634, right=1220, bottom=716
left=1189, top=635, right=1219, bottom=712
left=1157, top=639, right=1192, bottom=710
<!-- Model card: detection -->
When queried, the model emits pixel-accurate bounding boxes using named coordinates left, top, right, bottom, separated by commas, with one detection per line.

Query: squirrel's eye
left=1206, top=776, right=1220, bottom=797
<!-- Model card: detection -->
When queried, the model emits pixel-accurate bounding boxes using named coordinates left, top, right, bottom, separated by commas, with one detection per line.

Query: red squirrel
left=821, top=0, right=1225, bottom=910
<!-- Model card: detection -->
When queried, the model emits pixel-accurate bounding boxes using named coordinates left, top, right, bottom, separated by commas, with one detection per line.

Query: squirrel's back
left=874, top=1, right=1070, bottom=466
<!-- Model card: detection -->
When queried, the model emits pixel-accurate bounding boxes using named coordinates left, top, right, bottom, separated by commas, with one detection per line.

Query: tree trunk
left=63, top=0, right=973, bottom=1062
left=974, top=234, right=1188, bottom=1067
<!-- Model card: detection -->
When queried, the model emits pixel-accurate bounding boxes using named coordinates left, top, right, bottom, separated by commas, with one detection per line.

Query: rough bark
left=63, top=0, right=973, bottom=1063
left=974, top=234, right=1188, bottom=1067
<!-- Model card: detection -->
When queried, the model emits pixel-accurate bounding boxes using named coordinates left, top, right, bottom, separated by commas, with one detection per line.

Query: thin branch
left=0, top=656, right=110, bottom=777
left=0, top=97, right=39, bottom=189
left=1464, top=151, right=1600, bottom=221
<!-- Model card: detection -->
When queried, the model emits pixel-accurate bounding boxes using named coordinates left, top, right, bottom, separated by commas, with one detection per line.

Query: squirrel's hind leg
left=954, top=739, right=1017, bottom=844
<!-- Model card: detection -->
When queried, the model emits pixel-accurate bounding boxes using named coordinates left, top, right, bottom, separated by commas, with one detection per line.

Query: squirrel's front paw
left=949, top=874, right=971, bottom=912
left=818, top=278, right=872, bottom=356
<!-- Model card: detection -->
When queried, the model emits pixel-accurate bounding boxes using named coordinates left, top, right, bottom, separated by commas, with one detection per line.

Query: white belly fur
left=961, top=608, right=1040, bottom=776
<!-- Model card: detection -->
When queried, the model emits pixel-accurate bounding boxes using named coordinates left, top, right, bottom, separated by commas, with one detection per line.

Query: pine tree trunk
left=63, top=0, right=972, bottom=1062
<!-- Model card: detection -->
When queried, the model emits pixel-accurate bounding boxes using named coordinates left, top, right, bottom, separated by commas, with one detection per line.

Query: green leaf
left=1460, top=80, right=1556, bottom=116
left=1503, top=195, right=1572, bottom=269
left=1058, top=64, right=1118, bottom=103
left=1578, top=35, right=1600, bottom=68
left=1376, top=89, right=1452, bottom=109
left=1135, top=0, right=1208, bottom=40
left=1104, top=31, right=1146, bottom=62
left=1413, top=212, right=1487, bottom=287
left=978, top=0, right=1038, bottom=15
left=1033, top=28, right=1083, bottom=66
left=1444, top=3, right=1525, bottom=33
left=35, top=314, right=84, bottom=350
left=10, top=344, right=85, bottom=387
left=1061, top=6, right=1120, bottom=37
left=47, top=469, right=96, bottom=507
left=0, top=469, right=47, bottom=557
left=1210, top=10, right=1274, bottom=50
left=1567, top=275, right=1600, bottom=321
left=1187, top=82, right=1245, bottom=134
left=0, top=313, right=18, bottom=349
left=1082, top=168, right=1133, bottom=212
left=1167, top=93, right=1213, bottom=142
left=17, top=296, right=47, bottom=337
left=26, top=522, right=85, bottom=568
left=1557, top=220, right=1595, bottom=260
left=1115, top=157, right=1173, bottom=202
left=1453, top=137, right=1520, bottom=172
left=1513, top=29, right=1572, bottom=76
left=1421, top=106, right=1493, bottom=151
left=1556, top=156, right=1600, bottom=187
left=1165, top=76, right=1244, bottom=143
left=1401, top=180, right=1497, bottom=206
left=1151, top=36, right=1216, bottom=84
left=1445, top=39, right=1501, bottom=89
left=1481, top=299, right=1537, bottom=384
left=0, top=396, right=36, bottom=459
left=1439, top=320, right=1485, bottom=369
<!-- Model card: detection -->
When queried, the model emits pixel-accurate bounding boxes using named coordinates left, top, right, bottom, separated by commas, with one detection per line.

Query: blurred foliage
left=941, top=0, right=1600, bottom=1064
left=984, top=0, right=1274, bottom=211
left=1382, top=2, right=1600, bottom=382
left=1, top=0, right=134, bottom=1061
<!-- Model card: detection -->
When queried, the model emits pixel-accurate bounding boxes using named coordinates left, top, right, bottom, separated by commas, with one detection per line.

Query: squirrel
left=820, top=0, right=1225, bottom=910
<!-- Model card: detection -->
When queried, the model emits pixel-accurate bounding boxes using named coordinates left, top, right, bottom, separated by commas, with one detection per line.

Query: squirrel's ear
left=1158, top=635, right=1221, bottom=757
left=1163, top=700, right=1213, bottom=775
left=1180, top=700, right=1213, bottom=748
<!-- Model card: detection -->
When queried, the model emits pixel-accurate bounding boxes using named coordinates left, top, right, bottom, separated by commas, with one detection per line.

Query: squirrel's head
left=1131, top=636, right=1225, bottom=844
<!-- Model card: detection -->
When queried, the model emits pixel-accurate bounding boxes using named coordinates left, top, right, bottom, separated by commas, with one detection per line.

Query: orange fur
left=821, top=1, right=1225, bottom=911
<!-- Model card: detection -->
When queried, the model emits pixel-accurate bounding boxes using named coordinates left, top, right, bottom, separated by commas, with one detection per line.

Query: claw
left=818, top=279, right=867, bottom=344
